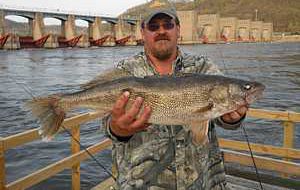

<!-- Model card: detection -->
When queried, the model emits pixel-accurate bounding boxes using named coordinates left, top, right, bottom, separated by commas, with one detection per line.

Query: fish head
left=209, top=78, right=265, bottom=116
left=230, top=80, right=265, bottom=105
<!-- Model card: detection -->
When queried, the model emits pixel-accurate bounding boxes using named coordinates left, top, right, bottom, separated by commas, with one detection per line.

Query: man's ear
left=141, top=28, right=145, bottom=41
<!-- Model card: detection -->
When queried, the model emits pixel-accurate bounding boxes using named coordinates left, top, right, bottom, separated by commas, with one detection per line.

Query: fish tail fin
left=26, top=95, right=65, bottom=141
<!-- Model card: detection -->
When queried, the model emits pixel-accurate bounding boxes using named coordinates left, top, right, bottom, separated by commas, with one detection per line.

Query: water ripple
left=0, top=43, right=299, bottom=189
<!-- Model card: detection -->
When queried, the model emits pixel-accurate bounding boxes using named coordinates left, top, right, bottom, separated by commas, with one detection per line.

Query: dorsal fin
left=142, top=72, right=196, bottom=80
left=80, top=68, right=131, bottom=89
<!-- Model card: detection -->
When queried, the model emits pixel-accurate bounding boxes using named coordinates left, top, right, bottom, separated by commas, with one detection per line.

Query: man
left=103, top=1, right=247, bottom=189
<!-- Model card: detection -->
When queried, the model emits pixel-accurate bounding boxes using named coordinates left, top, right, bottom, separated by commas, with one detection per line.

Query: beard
left=151, top=42, right=173, bottom=60
left=148, top=34, right=176, bottom=60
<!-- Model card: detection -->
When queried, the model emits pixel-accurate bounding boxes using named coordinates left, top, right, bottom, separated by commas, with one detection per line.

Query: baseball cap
left=142, top=0, right=179, bottom=25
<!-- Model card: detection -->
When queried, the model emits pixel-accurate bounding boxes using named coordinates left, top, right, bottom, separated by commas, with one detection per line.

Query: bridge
left=0, top=3, right=275, bottom=49
left=0, top=6, right=141, bottom=49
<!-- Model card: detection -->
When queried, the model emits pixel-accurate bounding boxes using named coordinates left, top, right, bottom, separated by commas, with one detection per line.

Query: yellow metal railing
left=0, top=108, right=299, bottom=190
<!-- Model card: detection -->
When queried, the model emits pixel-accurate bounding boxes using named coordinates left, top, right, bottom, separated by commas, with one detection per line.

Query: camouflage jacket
left=103, top=49, right=242, bottom=190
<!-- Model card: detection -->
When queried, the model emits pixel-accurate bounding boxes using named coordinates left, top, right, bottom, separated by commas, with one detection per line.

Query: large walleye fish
left=26, top=71, right=265, bottom=141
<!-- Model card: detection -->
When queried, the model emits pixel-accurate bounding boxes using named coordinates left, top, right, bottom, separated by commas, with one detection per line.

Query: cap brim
left=144, top=10, right=176, bottom=24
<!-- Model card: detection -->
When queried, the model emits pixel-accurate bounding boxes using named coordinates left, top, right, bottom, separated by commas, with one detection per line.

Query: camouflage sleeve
left=116, top=59, right=129, bottom=71
left=116, top=55, right=142, bottom=75
left=101, top=113, right=132, bottom=143
left=201, top=57, right=223, bottom=75
left=181, top=54, right=223, bottom=75
left=213, top=116, right=245, bottom=130
left=101, top=114, right=115, bottom=140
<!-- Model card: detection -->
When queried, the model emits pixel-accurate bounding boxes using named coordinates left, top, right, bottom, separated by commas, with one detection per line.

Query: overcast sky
left=0, top=0, right=148, bottom=25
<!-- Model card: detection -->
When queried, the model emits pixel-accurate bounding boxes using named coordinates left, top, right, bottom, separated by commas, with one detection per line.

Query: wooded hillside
left=123, top=0, right=300, bottom=33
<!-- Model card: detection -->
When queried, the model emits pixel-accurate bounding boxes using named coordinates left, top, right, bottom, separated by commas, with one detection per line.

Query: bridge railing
left=0, top=108, right=299, bottom=190
left=0, top=5, right=114, bottom=17
left=220, top=109, right=300, bottom=178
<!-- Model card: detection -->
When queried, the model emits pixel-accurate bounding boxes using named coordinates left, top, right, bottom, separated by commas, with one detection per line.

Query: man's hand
left=221, top=105, right=248, bottom=124
left=110, top=91, right=152, bottom=137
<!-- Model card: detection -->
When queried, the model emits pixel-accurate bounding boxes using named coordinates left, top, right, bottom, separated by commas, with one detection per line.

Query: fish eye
left=244, top=84, right=252, bottom=90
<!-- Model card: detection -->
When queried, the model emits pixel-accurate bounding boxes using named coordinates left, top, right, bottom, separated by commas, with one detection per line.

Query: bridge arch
left=44, top=17, right=61, bottom=25
left=43, top=17, right=62, bottom=35
left=4, top=15, right=31, bottom=36
left=4, top=11, right=34, bottom=20
left=5, top=14, right=27, bottom=21
left=74, top=19, right=89, bottom=35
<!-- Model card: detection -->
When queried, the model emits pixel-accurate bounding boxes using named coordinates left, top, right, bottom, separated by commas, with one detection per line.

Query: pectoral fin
left=190, top=120, right=209, bottom=145
left=193, top=102, right=214, bottom=114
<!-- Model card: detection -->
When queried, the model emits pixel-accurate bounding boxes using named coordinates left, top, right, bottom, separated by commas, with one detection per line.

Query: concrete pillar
left=64, top=15, right=76, bottom=40
left=3, top=34, right=20, bottom=50
left=125, top=23, right=137, bottom=46
left=124, top=22, right=131, bottom=37
left=89, top=17, right=103, bottom=40
left=61, top=20, right=66, bottom=38
left=219, top=17, right=237, bottom=42
left=77, top=34, right=90, bottom=48
left=102, top=23, right=116, bottom=46
left=250, top=21, right=263, bottom=42
left=236, top=19, right=251, bottom=42
left=115, top=18, right=125, bottom=40
left=262, top=23, right=273, bottom=42
left=88, top=22, right=93, bottom=38
left=129, top=24, right=135, bottom=37
left=0, top=10, right=5, bottom=35
left=177, top=10, right=198, bottom=44
left=28, top=19, right=33, bottom=36
left=198, top=14, right=220, bottom=43
left=32, top=12, right=44, bottom=40
left=111, top=23, right=116, bottom=38
left=135, top=19, right=142, bottom=41
left=44, top=33, right=59, bottom=48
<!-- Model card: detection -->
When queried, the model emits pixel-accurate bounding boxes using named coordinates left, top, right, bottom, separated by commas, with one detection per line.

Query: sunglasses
left=146, top=22, right=175, bottom=32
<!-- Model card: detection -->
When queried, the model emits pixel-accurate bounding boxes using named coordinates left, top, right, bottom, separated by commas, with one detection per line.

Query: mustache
left=154, top=34, right=170, bottom=41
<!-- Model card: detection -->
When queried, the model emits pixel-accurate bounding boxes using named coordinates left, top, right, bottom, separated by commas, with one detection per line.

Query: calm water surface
left=0, top=42, right=299, bottom=189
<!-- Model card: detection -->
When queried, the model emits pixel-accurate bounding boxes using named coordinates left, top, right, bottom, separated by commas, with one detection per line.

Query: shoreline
left=271, top=34, right=300, bottom=42
left=1, top=35, right=299, bottom=51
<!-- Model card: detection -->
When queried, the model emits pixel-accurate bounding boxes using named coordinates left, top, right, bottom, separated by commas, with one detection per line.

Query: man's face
left=141, top=14, right=180, bottom=60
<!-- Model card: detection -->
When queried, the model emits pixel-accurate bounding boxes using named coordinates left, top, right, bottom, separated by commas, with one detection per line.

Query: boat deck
left=92, top=175, right=293, bottom=190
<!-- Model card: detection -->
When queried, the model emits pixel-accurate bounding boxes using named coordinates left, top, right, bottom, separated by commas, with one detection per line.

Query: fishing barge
left=1, top=108, right=299, bottom=190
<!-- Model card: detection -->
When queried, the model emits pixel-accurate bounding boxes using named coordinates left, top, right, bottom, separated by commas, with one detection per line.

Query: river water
left=0, top=42, right=299, bottom=189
